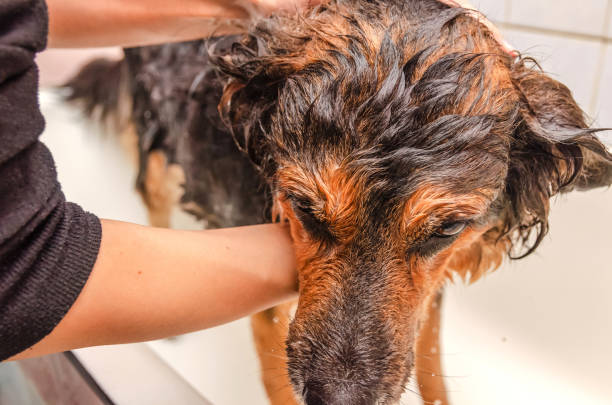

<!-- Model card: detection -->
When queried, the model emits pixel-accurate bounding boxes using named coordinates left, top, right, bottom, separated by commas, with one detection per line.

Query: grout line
left=589, top=0, right=612, bottom=118
left=504, top=0, right=512, bottom=24
left=497, top=22, right=612, bottom=43
left=587, top=42, right=607, bottom=120
left=603, top=0, right=612, bottom=38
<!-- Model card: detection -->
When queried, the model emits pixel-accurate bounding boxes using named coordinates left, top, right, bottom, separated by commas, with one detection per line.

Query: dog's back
left=65, top=38, right=268, bottom=228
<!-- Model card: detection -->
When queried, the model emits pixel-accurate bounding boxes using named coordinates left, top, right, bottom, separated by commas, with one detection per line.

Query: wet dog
left=66, top=1, right=612, bottom=403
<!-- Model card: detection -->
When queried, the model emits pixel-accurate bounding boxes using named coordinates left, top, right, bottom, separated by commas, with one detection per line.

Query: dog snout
left=287, top=256, right=417, bottom=404
left=304, top=380, right=374, bottom=405
left=287, top=309, right=411, bottom=405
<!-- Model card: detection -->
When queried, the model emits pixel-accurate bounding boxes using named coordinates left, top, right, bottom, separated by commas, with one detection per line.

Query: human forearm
left=47, top=0, right=249, bottom=48
left=46, top=0, right=321, bottom=48
left=9, top=220, right=297, bottom=361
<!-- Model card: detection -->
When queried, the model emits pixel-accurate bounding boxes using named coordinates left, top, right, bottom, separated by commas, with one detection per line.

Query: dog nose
left=304, top=389, right=325, bottom=405
left=304, top=381, right=373, bottom=405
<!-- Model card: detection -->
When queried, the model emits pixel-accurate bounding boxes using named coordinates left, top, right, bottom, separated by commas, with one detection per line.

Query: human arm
left=7, top=220, right=297, bottom=361
left=46, top=0, right=321, bottom=48
left=46, top=0, right=512, bottom=51
left=2, top=0, right=298, bottom=361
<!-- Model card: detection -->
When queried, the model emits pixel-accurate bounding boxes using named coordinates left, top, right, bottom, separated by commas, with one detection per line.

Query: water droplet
left=433, top=400, right=442, bottom=405
left=430, top=347, right=437, bottom=354
left=272, top=317, right=279, bottom=323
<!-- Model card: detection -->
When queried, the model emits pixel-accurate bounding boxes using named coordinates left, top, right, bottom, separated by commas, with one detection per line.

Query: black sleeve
left=0, top=0, right=102, bottom=361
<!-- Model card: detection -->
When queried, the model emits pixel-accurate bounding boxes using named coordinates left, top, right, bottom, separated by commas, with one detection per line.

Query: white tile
left=37, top=47, right=123, bottom=87
left=509, top=0, right=608, bottom=37
left=502, top=29, right=601, bottom=114
left=147, top=320, right=269, bottom=405
left=75, top=344, right=211, bottom=405
left=608, top=5, right=612, bottom=38
left=473, top=0, right=508, bottom=23
left=439, top=187, right=612, bottom=405
left=593, top=45, right=612, bottom=139
left=39, top=91, right=149, bottom=225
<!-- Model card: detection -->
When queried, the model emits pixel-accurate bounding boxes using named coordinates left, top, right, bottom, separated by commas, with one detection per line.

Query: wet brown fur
left=141, top=150, right=186, bottom=228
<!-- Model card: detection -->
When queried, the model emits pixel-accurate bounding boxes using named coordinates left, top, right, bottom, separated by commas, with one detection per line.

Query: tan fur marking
left=251, top=302, right=300, bottom=405
left=276, top=162, right=365, bottom=243
left=141, top=151, right=185, bottom=228
left=118, top=122, right=139, bottom=167
left=415, top=291, right=449, bottom=405
left=402, top=185, right=491, bottom=239
left=446, top=225, right=508, bottom=282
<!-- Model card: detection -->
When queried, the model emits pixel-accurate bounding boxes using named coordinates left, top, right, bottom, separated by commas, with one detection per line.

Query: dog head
left=213, top=1, right=612, bottom=403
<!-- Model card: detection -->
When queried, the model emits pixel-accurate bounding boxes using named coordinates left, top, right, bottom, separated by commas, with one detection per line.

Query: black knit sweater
left=0, top=0, right=101, bottom=361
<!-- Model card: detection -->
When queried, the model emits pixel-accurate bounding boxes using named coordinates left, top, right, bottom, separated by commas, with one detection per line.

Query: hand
left=438, top=0, right=516, bottom=56
left=252, top=0, right=325, bottom=10
left=239, top=0, right=326, bottom=16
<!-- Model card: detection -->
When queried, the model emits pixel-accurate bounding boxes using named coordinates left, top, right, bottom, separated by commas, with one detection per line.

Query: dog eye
left=408, top=220, right=470, bottom=258
left=434, top=221, right=467, bottom=237
left=288, top=197, right=316, bottom=222
left=287, top=196, right=336, bottom=244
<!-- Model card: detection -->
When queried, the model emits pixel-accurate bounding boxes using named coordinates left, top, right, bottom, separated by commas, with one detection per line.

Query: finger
left=251, top=0, right=323, bottom=13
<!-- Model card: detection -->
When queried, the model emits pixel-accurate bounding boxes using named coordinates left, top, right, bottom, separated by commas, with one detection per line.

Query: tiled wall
left=37, top=47, right=122, bottom=87
left=475, top=0, right=612, bottom=136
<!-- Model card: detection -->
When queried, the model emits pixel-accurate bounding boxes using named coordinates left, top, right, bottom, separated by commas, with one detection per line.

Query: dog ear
left=501, top=59, right=612, bottom=257
left=209, top=33, right=288, bottom=175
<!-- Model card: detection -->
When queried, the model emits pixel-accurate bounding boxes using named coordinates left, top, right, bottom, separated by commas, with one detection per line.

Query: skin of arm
left=46, top=0, right=320, bottom=48
left=8, top=220, right=297, bottom=361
